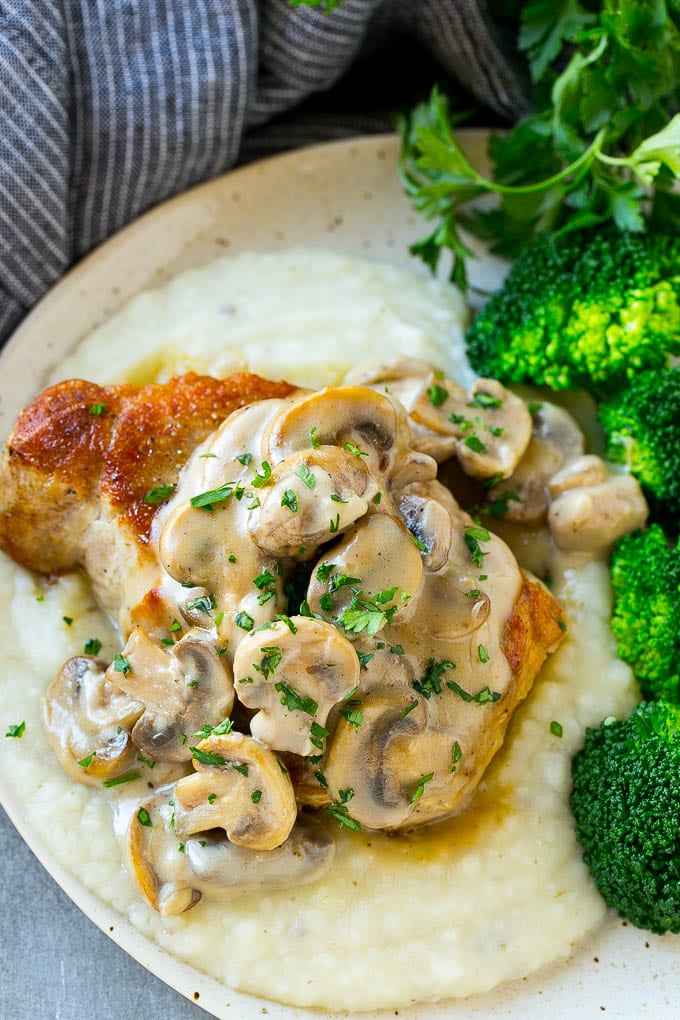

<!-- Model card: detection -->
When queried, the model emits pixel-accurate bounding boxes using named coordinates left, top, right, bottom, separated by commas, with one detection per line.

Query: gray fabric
left=0, top=0, right=528, bottom=343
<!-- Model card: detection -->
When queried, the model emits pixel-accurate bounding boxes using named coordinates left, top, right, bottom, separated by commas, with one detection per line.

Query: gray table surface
left=0, top=805, right=207, bottom=1020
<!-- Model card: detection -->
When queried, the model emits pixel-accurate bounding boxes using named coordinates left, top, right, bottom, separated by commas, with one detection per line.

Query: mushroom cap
left=487, top=401, right=585, bottom=525
left=250, top=446, right=377, bottom=559
left=306, top=513, right=424, bottom=628
left=43, top=655, right=143, bottom=785
left=184, top=813, right=335, bottom=894
left=548, top=472, right=648, bottom=553
left=125, top=791, right=334, bottom=916
left=173, top=731, right=297, bottom=850
left=233, top=616, right=360, bottom=757
left=323, top=687, right=451, bottom=830
left=109, top=627, right=234, bottom=762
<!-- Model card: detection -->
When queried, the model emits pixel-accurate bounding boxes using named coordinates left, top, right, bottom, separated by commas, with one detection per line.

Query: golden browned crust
left=0, top=372, right=296, bottom=573
left=502, top=572, right=566, bottom=705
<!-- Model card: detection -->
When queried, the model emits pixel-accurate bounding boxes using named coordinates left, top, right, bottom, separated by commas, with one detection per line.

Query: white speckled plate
left=0, top=133, right=678, bottom=1020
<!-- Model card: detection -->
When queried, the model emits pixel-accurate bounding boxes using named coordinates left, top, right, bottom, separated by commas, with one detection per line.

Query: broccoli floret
left=599, top=366, right=680, bottom=515
left=610, top=526, right=680, bottom=703
left=571, top=701, right=680, bottom=935
left=465, top=227, right=680, bottom=396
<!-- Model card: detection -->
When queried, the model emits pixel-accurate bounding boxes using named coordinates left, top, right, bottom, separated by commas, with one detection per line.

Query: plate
left=0, top=133, right=678, bottom=1019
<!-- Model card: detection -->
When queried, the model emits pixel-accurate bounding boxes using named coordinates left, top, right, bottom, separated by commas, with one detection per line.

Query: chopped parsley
left=343, top=441, right=368, bottom=458
left=235, top=452, right=252, bottom=466
left=5, top=722, right=25, bottom=739
left=276, top=614, right=297, bottom=634
left=469, top=391, right=502, bottom=409
left=186, top=593, right=217, bottom=614
left=295, top=463, right=316, bottom=489
left=281, top=489, right=299, bottom=513
left=143, top=484, right=175, bottom=504
left=310, top=426, right=319, bottom=449
left=84, top=637, right=102, bottom=656
left=235, top=610, right=254, bottom=631
left=487, top=490, right=521, bottom=517
left=275, top=682, right=318, bottom=716
left=112, top=653, right=132, bottom=676
left=310, top=721, right=330, bottom=750
left=339, top=700, right=363, bottom=731
left=329, top=514, right=340, bottom=534
left=338, top=588, right=399, bottom=637
left=413, top=658, right=455, bottom=699
left=410, top=772, right=435, bottom=802
left=464, top=434, right=486, bottom=453
left=446, top=680, right=501, bottom=704
left=400, top=699, right=419, bottom=719
left=89, top=403, right=107, bottom=416
left=78, top=753, right=95, bottom=767
left=252, top=568, right=277, bottom=590
left=316, top=561, right=336, bottom=582
left=102, top=772, right=140, bottom=788
left=478, top=644, right=490, bottom=664
left=465, top=589, right=481, bottom=599
left=427, top=382, right=449, bottom=406
left=190, top=484, right=235, bottom=510
left=189, top=746, right=227, bottom=766
left=253, top=646, right=282, bottom=680
left=137, top=807, right=152, bottom=827
left=464, top=525, right=490, bottom=568
left=232, top=763, right=249, bottom=777
left=251, top=789, right=263, bottom=803
left=327, top=789, right=361, bottom=831
left=251, top=460, right=272, bottom=488
left=550, top=720, right=564, bottom=738
left=356, top=650, right=374, bottom=669
left=62, top=615, right=73, bottom=626
left=450, top=741, right=462, bottom=772
left=208, top=793, right=217, bottom=804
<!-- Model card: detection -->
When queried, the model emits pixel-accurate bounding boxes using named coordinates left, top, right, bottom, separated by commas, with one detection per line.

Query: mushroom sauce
left=0, top=250, right=641, bottom=1011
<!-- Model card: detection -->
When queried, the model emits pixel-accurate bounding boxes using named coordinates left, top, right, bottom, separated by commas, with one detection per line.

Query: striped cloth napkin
left=0, top=0, right=528, bottom=344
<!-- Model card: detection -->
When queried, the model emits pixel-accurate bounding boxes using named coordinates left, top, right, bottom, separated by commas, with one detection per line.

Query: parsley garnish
left=276, top=614, right=297, bottom=634
left=186, top=593, right=217, bottom=614
left=550, top=720, right=564, bottom=738
left=410, top=772, right=435, bottom=803
left=427, top=382, right=449, bottom=406
left=343, top=441, right=368, bottom=458
left=254, top=645, right=282, bottom=680
left=296, top=463, right=316, bottom=489
left=5, top=722, right=25, bottom=739
left=251, top=461, right=272, bottom=488
left=89, top=403, right=106, bottom=416
left=102, top=772, right=140, bottom=788
left=78, top=753, right=95, bottom=767
left=275, top=682, right=318, bottom=716
left=327, top=788, right=361, bottom=831
left=137, top=807, right=152, bottom=827
left=446, top=680, right=501, bottom=704
left=251, top=789, right=262, bottom=803
left=190, top=484, right=234, bottom=510
left=413, top=658, right=454, bottom=699
left=339, top=700, right=363, bottom=731
left=281, top=489, right=299, bottom=513
left=112, top=653, right=131, bottom=676
left=464, top=434, right=486, bottom=454
left=470, top=392, right=502, bottom=409
left=478, top=644, right=490, bottom=664
left=400, top=699, right=419, bottom=719
left=190, top=747, right=227, bottom=766
left=329, top=514, right=340, bottom=533
left=235, top=452, right=252, bottom=466
left=310, top=721, right=330, bottom=750
left=316, top=562, right=336, bottom=582
left=487, top=490, right=521, bottom=518
left=338, top=588, right=398, bottom=636
left=464, top=525, right=490, bottom=568
left=143, top=484, right=175, bottom=504
left=450, top=741, right=462, bottom=773
left=235, top=610, right=254, bottom=631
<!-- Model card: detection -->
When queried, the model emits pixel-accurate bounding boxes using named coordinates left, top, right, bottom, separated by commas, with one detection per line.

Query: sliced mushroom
left=173, top=731, right=297, bottom=850
left=43, top=656, right=143, bottom=785
left=184, top=814, right=335, bottom=893
left=396, top=483, right=454, bottom=571
left=408, top=376, right=532, bottom=479
left=323, top=688, right=451, bottom=830
left=548, top=472, right=648, bottom=554
left=486, top=401, right=585, bottom=525
left=547, top=454, right=609, bottom=497
left=125, top=792, right=333, bottom=916
left=250, top=446, right=378, bottom=559
left=108, top=628, right=234, bottom=762
left=232, top=617, right=359, bottom=756
left=306, top=513, right=424, bottom=626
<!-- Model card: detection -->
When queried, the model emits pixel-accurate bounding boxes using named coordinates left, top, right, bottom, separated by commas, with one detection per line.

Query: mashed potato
left=0, top=250, right=638, bottom=1011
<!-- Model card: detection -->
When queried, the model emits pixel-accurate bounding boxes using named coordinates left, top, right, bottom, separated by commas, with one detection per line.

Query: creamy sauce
left=0, top=250, right=639, bottom=1010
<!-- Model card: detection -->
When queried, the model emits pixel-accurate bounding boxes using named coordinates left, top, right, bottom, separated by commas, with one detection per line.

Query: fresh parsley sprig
left=398, top=0, right=680, bottom=286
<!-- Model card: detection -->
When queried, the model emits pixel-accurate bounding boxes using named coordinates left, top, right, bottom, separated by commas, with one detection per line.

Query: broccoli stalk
left=571, top=701, right=680, bottom=935
left=465, top=227, right=680, bottom=397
